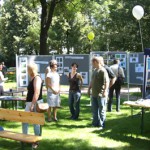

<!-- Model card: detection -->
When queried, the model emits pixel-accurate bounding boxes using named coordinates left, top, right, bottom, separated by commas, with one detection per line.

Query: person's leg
left=74, top=91, right=81, bottom=119
left=116, top=86, right=121, bottom=112
left=22, top=102, right=31, bottom=134
left=53, top=107, right=57, bottom=121
left=108, top=85, right=115, bottom=112
left=98, top=97, right=107, bottom=128
left=69, top=92, right=75, bottom=119
left=47, top=107, right=52, bottom=121
left=34, top=124, right=40, bottom=136
left=91, top=97, right=99, bottom=126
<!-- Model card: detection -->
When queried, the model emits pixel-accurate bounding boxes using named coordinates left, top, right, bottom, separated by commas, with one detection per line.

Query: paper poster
left=56, top=57, right=63, bottom=74
left=40, top=73, right=45, bottom=85
left=135, top=63, right=144, bottom=72
left=92, top=54, right=100, bottom=57
left=64, top=67, right=70, bottom=75
left=80, top=72, right=88, bottom=84
left=130, top=54, right=139, bottom=63
left=19, top=57, right=28, bottom=86
left=147, top=58, right=150, bottom=71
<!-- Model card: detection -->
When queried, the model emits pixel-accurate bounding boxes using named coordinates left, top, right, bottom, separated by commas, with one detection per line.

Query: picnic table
left=4, top=90, right=24, bottom=96
left=0, top=96, right=26, bottom=110
left=123, top=99, right=150, bottom=134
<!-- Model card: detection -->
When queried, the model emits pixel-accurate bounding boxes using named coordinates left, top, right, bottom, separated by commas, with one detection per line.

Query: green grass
left=0, top=93, right=150, bottom=150
left=1, top=77, right=150, bottom=149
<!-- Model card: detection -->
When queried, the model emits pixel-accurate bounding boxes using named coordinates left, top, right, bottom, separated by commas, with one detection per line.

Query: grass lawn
left=0, top=76, right=150, bottom=150
left=0, top=93, right=150, bottom=150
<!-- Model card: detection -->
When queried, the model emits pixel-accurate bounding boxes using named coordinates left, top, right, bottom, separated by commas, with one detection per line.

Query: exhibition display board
left=90, top=51, right=127, bottom=82
left=16, top=54, right=90, bottom=87
left=16, top=51, right=149, bottom=88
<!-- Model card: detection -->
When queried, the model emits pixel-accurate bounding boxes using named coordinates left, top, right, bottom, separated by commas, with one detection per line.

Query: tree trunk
left=39, top=0, right=56, bottom=55
left=40, top=28, right=48, bottom=55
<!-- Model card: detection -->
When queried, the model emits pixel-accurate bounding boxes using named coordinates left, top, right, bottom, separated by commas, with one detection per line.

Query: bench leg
left=21, top=142, right=25, bottom=150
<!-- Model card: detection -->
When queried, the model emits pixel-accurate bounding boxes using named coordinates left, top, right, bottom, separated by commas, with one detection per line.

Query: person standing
left=67, top=63, right=83, bottom=120
left=88, top=57, right=109, bottom=130
left=1, top=62, right=7, bottom=77
left=108, top=59, right=125, bottom=112
left=46, top=60, right=60, bottom=122
left=22, top=62, right=43, bottom=149
left=0, top=63, right=8, bottom=96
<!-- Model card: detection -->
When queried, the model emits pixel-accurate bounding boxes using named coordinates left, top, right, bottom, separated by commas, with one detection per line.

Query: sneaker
left=99, top=127, right=104, bottom=130
left=53, top=118, right=58, bottom=121
left=47, top=118, right=52, bottom=122
left=32, top=143, right=39, bottom=149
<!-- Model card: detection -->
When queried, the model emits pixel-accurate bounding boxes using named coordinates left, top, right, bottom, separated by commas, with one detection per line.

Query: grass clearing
left=0, top=93, right=150, bottom=150
left=0, top=78, right=150, bottom=149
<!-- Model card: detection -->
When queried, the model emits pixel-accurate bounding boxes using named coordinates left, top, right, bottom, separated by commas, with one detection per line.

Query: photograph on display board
left=147, top=57, right=150, bottom=71
left=130, top=54, right=139, bottom=63
left=115, top=54, right=126, bottom=70
left=92, top=54, right=100, bottom=57
left=80, top=72, right=88, bottom=84
left=64, top=67, right=70, bottom=75
left=135, top=63, right=144, bottom=73
left=40, top=73, right=45, bottom=85
left=109, top=54, right=115, bottom=60
left=56, top=57, right=63, bottom=74
left=19, top=57, right=28, bottom=86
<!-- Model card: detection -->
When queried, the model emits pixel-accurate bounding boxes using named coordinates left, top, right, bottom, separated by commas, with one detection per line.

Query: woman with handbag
left=22, top=62, right=43, bottom=149
left=46, top=60, right=60, bottom=122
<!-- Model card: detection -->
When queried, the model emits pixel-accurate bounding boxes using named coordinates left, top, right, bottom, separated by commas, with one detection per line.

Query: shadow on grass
left=91, top=112, right=150, bottom=150
left=0, top=138, right=131, bottom=150
left=0, top=120, right=20, bottom=129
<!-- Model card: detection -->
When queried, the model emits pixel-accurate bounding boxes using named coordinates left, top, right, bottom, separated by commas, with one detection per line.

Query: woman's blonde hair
left=27, top=62, right=38, bottom=75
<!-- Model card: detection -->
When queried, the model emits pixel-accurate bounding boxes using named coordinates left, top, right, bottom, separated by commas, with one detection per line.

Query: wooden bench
left=0, top=108, right=45, bottom=149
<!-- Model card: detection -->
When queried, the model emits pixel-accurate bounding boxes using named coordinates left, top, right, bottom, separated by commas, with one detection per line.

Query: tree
left=0, top=1, right=39, bottom=65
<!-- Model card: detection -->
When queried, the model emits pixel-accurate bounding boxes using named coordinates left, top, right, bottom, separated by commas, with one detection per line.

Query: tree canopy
left=0, top=0, right=150, bottom=65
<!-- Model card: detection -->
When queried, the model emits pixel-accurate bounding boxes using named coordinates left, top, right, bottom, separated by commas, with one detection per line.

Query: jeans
left=22, top=99, right=43, bottom=136
left=108, top=82, right=121, bottom=112
left=69, top=91, right=81, bottom=119
left=92, top=96, right=107, bottom=128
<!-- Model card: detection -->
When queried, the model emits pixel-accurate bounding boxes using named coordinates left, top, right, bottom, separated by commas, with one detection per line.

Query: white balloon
left=132, top=5, right=144, bottom=20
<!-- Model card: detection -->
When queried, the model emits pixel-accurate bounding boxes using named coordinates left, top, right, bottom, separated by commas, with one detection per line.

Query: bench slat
left=0, top=108, right=45, bottom=125
left=0, top=131, right=42, bottom=143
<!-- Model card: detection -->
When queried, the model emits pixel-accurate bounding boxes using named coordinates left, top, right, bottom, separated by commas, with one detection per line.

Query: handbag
left=116, top=76, right=124, bottom=85
left=116, top=67, right=124, bottom=86
left=36, top=101, right=49, bottom=113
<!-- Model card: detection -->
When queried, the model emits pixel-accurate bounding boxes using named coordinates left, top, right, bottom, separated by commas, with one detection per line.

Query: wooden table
left=4, top=90, right=24, bottom=96
left=0, top=96, right=26, bottom=110
left=123, top=99, right=150, bottom=134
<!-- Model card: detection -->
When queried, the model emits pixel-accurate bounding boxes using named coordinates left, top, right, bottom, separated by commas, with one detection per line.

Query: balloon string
left=138, top=20, right=144, bottom=52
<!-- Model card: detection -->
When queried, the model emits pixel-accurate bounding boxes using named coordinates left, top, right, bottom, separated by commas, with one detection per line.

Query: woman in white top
left=0, top=63, right=8, bottom=96
left=46, top=60, right=60, bottom=122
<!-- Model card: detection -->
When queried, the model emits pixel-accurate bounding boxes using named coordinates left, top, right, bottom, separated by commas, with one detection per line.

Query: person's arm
left=30, top=76, right=42, bottom=111
left=0, top=72, right=8, bottom=82
left=102, top=71, right=109, bottom=97
left=87, top=81, right=92, bottom=97
left=77, top=73, right=83, bottom=91
left=105, top=66, right=116, bottom=87
left=109, top=77, right=116, bottom=87
left=46, top=76, right=58, bottom=95
left=45, top=68, right=49, bottom=89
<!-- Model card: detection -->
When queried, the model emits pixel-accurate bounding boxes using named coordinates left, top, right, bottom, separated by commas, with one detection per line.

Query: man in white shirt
left=108, top=59, right=125, bottom=112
